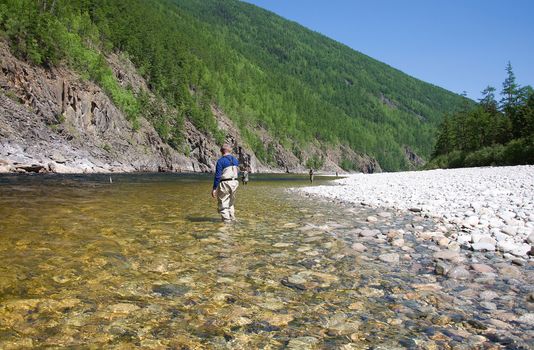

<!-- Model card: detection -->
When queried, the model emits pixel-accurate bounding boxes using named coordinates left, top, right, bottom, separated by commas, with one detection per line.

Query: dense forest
left=0, top=0, right=469, bottom=170
left=428, top=63, right=534, bottom=169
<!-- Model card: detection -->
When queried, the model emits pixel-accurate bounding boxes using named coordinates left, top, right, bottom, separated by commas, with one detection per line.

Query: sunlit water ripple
left=0, top=174, right=532, bottom=349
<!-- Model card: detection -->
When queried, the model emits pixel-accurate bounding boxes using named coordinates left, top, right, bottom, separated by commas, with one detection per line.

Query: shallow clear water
left=0, top=174, right=532, bottom=349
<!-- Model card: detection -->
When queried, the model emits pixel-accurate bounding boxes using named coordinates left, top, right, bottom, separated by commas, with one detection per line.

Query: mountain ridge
left=0, top=40, right=379, bottom=174
left=158, top=0, right=472, bottom=169
left=0, top=0, right=470, bottom=173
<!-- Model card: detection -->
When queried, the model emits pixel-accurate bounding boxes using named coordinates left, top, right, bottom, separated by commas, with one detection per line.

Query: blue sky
left=243, top=0, right=533, bottom=100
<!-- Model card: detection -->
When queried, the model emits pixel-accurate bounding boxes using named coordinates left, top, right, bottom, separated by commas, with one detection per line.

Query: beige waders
left=217, top=165, right=239, bottom=222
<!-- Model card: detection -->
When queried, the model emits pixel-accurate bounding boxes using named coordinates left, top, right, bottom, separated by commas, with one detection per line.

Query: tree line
left=428, top=63, right=534, bottom=168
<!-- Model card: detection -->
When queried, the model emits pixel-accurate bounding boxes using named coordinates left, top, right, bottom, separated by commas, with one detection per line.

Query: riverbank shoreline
left=289, top=177, right=534, bottom=347
left=0, top=164, right=317, bottom=175
left=0, top=162, right=343, bottom=176
left=296, top=165, right=534, bottom=261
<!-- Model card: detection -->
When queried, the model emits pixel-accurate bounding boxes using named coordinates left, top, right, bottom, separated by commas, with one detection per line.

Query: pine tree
left=501, top=62, right=525, bottom=138
left=432, top=115, right=451, bottom=156
left=479, top=86, right=498, bottom=114
left=500, top=62, right=520, bottom=112
left=515, top=87, right=534, bottom=138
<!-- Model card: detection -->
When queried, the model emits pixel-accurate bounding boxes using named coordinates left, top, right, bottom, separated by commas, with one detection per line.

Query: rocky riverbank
left=291, top=169, right=534, bottom=348
left=0, top=40, right=263, bottom=175
left=298, top=166, right=534, bottom=260
left=0, top=40, right=380, bottom=175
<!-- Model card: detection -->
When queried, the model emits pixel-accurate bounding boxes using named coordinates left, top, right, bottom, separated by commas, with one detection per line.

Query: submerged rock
left=366, top=216, right=378, bottom=223
left=378, top=253, right=400, bottom=264
left=497, top=265, right=522, bottom=279
left=386, top=230, right=402, bottom=240
left=517, top=313, right=534, bottom=326
left=351, top=243, right=367, bottom=252
left=470, top=263, right=495, bottom=274
left=287, top=337, right=319, bottom=349
left=243, top=321, right=281, bottom=334
left=281, top=277, right=307, bottom=291
left=152, top=284, right=190, bottom=297
left=323, top=313, right=361, bottom=336
left=435, top=261, right=452, bottom=275
left=360, top=229, right=380, bottom=237
left=433, top=250, right=461, bottom=261
left=108, top=303, right=140, bottom=314
left=261, top=313, right=294, bottom=327
left=446, top=266, right=470, bottom=280
left=480, top=301, right=497, bottom=310
left=391, top=238, right=405, bottom=247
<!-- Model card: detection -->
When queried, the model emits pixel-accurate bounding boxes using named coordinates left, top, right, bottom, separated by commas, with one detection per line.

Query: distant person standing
left=212, top=144, right=239, bottom=222
left=241, top=168, right=249, bottom=185
left=309, top=168, right=314, bottom=183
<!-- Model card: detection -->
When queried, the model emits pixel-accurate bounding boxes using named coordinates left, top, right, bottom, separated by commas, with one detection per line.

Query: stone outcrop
left=404, top=146, right=425, bottom=169
left=321, top=144, right=381, bottom=174
left=0, top=41, right=381, bottom=174
left=0, top=41, right=200, bottom=173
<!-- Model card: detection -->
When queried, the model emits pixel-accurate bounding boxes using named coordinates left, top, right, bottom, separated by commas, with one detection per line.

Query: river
left=0, top=174, right=532, bottom=349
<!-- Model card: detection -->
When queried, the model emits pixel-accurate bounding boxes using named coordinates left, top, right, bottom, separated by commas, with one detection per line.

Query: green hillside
left=0, top=0, right=470, bottom=170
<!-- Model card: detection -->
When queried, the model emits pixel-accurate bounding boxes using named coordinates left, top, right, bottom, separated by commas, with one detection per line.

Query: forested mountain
left=0, top=0, right=469, bottom=171
left=428, top=63, right=534, bottom=168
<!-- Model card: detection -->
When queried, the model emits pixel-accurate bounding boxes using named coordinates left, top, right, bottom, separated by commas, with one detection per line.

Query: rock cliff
left=404, top=146, right=425, bottom=169
left=0, top=41, right=380, bottom=174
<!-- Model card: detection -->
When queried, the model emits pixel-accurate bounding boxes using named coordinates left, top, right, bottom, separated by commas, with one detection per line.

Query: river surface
left=0, top=174, right=532, bottom=349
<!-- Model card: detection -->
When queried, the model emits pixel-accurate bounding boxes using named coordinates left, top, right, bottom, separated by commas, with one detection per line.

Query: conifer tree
left=479, top=86, right=498, bottom=114
left=500, top=62, right=520, bottom=112
left=432, top=115, right=451, bottom=156
left=430, top=62, right=532, bottom=168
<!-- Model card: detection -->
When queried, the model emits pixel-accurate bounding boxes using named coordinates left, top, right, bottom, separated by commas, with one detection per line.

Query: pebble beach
left=299, top=166, right=534, bottom=260
left=291, top=166, right=534, bottom=347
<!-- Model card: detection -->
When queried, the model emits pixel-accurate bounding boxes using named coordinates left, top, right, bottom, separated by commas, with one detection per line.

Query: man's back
left=214, top=155, right=239, bottom=187
left=212, top=146, right=239, bottom=222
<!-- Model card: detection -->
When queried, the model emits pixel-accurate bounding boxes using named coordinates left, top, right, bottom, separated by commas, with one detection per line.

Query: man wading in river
left=212, top=144, right=239, bottom=222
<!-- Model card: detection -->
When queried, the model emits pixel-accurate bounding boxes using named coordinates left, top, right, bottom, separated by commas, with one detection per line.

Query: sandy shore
left=299, top=166, right=534, bottom=259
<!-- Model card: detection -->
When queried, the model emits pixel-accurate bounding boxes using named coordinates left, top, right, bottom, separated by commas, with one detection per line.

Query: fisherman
left=212, top=144, right=240, bottom=222
left=241, top=168, right=249, bottom=185
left=309, top=168, right=314, bottom=183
